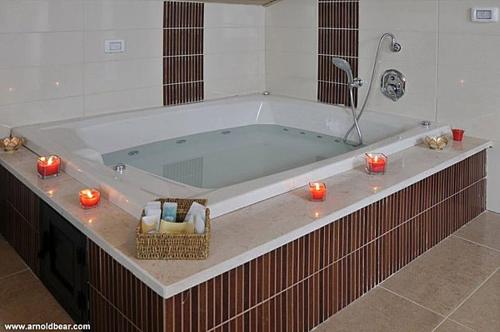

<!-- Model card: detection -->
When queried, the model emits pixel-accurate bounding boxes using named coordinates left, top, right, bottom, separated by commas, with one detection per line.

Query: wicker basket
left=136, top=198, right=210, bottom=260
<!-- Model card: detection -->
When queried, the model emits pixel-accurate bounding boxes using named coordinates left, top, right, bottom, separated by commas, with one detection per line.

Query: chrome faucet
left=332, top=33, right=403, bottom=147
left=331, top=57, right=364, bottom=146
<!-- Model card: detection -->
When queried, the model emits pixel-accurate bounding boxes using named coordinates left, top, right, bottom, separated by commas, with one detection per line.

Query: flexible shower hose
left=343, top=33, right=398, bottom=144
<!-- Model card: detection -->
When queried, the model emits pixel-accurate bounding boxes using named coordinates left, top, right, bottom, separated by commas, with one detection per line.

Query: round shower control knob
left=381, top=69, right=406, bottom=102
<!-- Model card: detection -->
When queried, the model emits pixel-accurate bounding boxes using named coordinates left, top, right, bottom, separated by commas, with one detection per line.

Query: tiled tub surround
left=0, top=142, right=489, bottom=331
left=14, top=95, right=450, bottom=220
left=318, top=0, right=359, bottom=106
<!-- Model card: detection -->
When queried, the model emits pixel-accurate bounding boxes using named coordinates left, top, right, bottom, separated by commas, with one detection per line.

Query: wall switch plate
left=471, top=8, right=499, bottom=22
left=104, top=39, right=125, bottom=53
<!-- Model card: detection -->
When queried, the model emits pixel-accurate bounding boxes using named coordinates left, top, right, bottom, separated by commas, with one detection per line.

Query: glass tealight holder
left=37, top=155, right=61, bottom=179
left=308, top=182, right=327, bottom=201
left=365, top=153, right=387, bottom=175
left=79, top=189, right=101, bottom=209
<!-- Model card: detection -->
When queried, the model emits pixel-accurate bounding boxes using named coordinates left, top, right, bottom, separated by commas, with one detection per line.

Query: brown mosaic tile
left=0, top=166, right=40, bottom=275
left=318, top=0, right=360, bottom=106
left=88, top=241, right=164, bottom=332
left=163, top=1, right=204, bottom=106
left=319, top=2, right=359, bottom=29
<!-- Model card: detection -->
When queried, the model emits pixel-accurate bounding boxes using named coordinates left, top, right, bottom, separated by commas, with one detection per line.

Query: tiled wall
left=435, top=1, right=500, bottom=212
left=204, top=3, right=265, bottom=100
left=265, top=0, right=318, bottom=101
left=87, top=152, right=486, bottom=332
left=356, top=0, right=500, bottom=211
left=266, top=0, right=500, bottom=213
left=0, top=0, right=265, bottom=136
left=163, top=2, right=204, bottom=105
left=0, top=0, right=164, bottom=134
left=318, top=0, right=359, bottom=106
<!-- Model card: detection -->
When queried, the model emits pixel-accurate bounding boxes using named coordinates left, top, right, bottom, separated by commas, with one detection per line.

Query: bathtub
left=15, top=95, right=449, bottom=218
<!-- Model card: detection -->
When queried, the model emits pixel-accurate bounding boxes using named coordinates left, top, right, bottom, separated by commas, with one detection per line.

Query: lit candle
left=365, top=153, right=387, bottom=174
left=79, top=189, right=101, bottom=209
left=37, top=155, right=61, bottom=178
left=309, top=182, right=327, bottom=201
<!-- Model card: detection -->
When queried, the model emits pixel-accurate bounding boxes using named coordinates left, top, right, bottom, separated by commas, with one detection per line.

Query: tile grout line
left=431, top=267, right=500, bottom=332
left=380, top=283, right=475, bottom=332
left=378, top=285, right=447, bottom=320
left=450, top=234, right=500, bottom=254
left=0, top=267, right=30, bottom=282
left=445, top=318, right=477, bottom=332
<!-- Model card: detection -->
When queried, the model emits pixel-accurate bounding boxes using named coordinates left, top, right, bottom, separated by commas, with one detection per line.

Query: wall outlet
left=104, top=39, right=125, bottom=53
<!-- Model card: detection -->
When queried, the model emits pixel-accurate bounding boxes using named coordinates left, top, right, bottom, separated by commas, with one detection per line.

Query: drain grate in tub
left=163, top=157, right=204, bottom=188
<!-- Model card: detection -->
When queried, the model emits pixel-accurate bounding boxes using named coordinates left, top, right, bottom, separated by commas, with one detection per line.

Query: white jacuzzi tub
left=15, top=95, right=449, bottom=218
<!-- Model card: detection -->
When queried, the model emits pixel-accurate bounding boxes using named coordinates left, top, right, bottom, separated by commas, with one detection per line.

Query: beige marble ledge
left=0, top=137, right=492, bottom=300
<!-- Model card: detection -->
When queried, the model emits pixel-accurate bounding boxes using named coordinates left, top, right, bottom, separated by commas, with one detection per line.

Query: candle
left=309, top=182, right=327, bottom=201
left=452, top=128, right=465, bottom=142
left=79, top=189, right=101, bottom=209
left=37, top=155, right=61, bottom=178
left=365, top=153, right=387, bottom=174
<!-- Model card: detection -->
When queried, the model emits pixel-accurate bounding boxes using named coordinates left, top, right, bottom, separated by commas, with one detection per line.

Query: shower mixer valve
left=381, top=69, right=406, bottom=102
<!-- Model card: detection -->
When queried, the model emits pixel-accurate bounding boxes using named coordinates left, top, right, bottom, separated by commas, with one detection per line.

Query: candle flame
left=315, top=183, right=320, bottom=191
left=374, top=155, right=379, bottom=162
left=81, top=189, right=93, bottom=198
left=47, top=156, right=55, bottom=165
left=39, top=156, right=46, bottom=162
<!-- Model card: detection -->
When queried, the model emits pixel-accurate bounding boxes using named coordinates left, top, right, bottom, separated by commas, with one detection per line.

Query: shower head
left=331, top=57, right=354, bottom=83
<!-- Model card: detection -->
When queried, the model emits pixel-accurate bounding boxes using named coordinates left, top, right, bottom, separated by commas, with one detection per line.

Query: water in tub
left=102, top=124, right=359, bottom=189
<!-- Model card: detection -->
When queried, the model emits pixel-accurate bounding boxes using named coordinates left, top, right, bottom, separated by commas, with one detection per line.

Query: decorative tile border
left=87, top=152, right=486, bottom=332
left=318, top=0, right=360, bottom=106
left=163, top=1, right=204, bottom=106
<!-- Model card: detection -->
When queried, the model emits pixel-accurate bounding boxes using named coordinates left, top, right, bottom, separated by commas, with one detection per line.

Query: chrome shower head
left=331, top=57, right=354, bottom=83
left=392, top=40, right=402, bottom=52
left=384, top=32, right=402, bottom=52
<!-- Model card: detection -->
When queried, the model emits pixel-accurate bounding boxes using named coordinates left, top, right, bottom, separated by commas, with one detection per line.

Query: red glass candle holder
left=365, top=153, right=387, bottom=175
left=79, top=189, right=101, bottom=209
left=37, top=155, right=61, bottom=179
left=452, top=129, right=465, bottom=142
left=309, top=182, right=327, bottom=201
